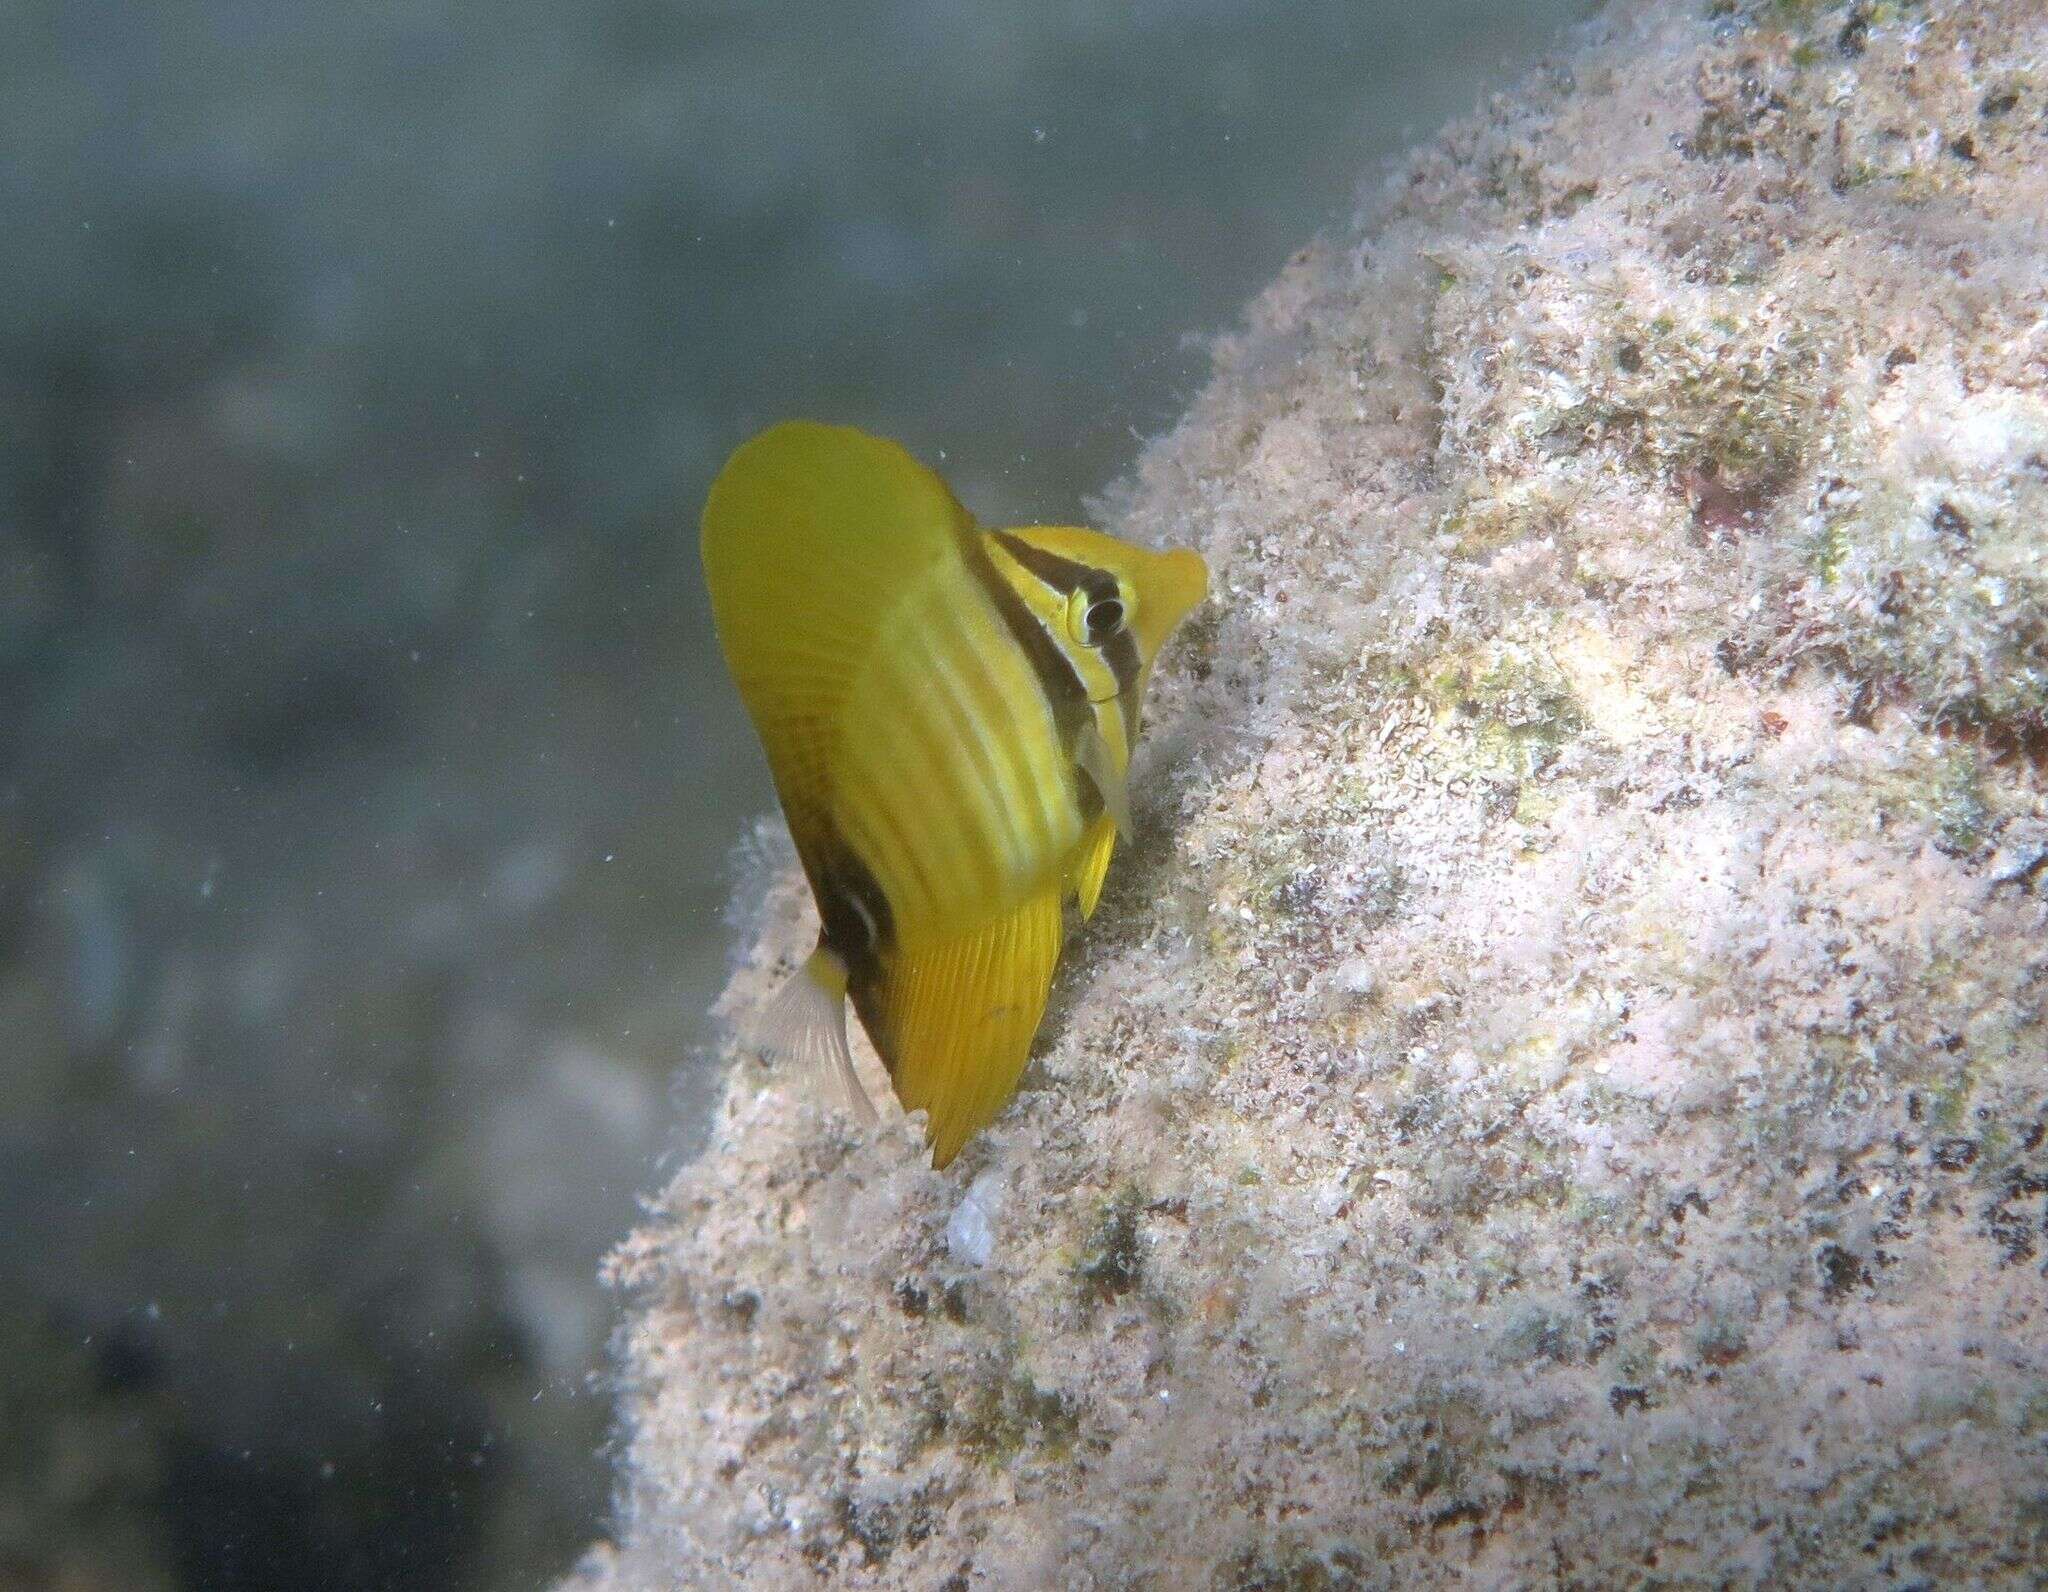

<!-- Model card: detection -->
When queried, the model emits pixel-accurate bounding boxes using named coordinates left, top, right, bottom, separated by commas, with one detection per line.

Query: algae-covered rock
left=573, top=1, right=2048, bottom=1584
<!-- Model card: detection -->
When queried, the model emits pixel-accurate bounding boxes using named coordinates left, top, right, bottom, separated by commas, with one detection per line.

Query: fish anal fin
left=1068, top=814, right=1118, bottom=921
left=857, top=888, right=1064, bottom=1168
left=751, top=946, right=879, bottom=1125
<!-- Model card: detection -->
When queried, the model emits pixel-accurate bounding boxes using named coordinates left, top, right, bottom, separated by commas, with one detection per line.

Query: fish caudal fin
left=752, top=947, right=878, bottom=1126
left=858, top=887, right=1064, bottom=1169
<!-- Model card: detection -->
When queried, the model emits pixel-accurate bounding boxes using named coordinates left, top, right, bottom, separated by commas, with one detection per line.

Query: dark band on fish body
left=1074, top=769, right=1105, bottom=824
left=967, top=533, right=1090, bottom=740
left=990, top=530, right=1141, bottom=701
left=808, top=839, right=894, bottom=987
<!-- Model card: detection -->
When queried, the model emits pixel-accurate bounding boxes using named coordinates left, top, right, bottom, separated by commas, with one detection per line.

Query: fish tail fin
left=751, top=945, right=879, bottom=1125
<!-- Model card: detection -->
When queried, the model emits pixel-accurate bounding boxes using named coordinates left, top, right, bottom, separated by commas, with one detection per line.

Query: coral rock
left=573, top=1, right=2048, bottom=1584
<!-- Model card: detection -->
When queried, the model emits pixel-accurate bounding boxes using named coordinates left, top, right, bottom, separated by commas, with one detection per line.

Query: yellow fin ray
left=1068, top=814, right=1117, bottom=920
left=856, top=887, right=1064, bottom=1168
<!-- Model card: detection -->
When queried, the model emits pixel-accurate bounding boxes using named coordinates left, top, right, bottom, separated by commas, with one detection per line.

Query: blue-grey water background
left=1, top=2, right=1584, bottom=1586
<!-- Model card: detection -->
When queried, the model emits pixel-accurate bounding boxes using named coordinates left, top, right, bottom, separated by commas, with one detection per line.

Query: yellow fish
left=701, top=421, right=1207, bottom=1167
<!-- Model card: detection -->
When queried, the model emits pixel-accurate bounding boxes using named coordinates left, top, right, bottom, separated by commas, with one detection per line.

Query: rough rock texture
left=573, top=1, right=2048, bottom=1584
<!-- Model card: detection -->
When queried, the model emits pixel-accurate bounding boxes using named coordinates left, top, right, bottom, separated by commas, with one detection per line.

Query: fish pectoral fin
left=1075, top=722, right=1133, bottom=842
left=1068, top=813, right=1118, bottom=921
left=858, top=888, right=1065, bottom=1169
left=751, top=946, right=879, bottom=1126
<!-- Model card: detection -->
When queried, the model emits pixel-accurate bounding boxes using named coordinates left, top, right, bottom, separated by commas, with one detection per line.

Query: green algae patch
left=955, top=1370, right=1082, bottom=1467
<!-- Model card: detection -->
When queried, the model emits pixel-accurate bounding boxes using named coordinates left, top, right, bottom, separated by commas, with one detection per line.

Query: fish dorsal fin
left=852, top=885, right=1065, bottom=1168
left=701, top=422, right=972, bottom=847
left=1068, top=813, right=1118, bottom=920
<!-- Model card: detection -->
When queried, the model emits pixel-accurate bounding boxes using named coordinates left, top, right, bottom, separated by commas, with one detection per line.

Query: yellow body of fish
left=701, top=421, right=1207, bottom=1167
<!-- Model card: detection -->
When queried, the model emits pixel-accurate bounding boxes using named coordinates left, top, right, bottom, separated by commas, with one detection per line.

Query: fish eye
left=1084, top=597, right=1126, bottom=640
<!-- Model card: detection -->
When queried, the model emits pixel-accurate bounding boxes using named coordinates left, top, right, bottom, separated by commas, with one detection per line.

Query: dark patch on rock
left=1079, top=1192, right=1145, bottom=1306
left=1817, top=1242, right=1867, bottom=1300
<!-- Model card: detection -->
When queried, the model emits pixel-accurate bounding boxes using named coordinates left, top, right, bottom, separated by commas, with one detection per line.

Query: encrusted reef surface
left=573, top=1, right=2048, bottom=1584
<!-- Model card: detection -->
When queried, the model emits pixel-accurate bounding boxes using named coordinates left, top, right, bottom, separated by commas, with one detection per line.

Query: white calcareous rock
left=571, top=1, right=2048, bottom=1585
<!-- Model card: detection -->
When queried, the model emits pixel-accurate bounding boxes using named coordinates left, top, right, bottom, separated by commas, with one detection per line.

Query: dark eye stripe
left=991, top=531, right=1104, bottom=601
left=986, top=529, right=1138, bottom=697
left=965, top=533, right=1090, bottom=738
left=1101, top=626, right=1140, bottom=700
left=991, top=532, right=1124, bottom=627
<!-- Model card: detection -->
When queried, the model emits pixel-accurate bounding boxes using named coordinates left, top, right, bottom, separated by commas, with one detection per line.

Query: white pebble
left=946, top=1171, right=1004, bottom=1267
